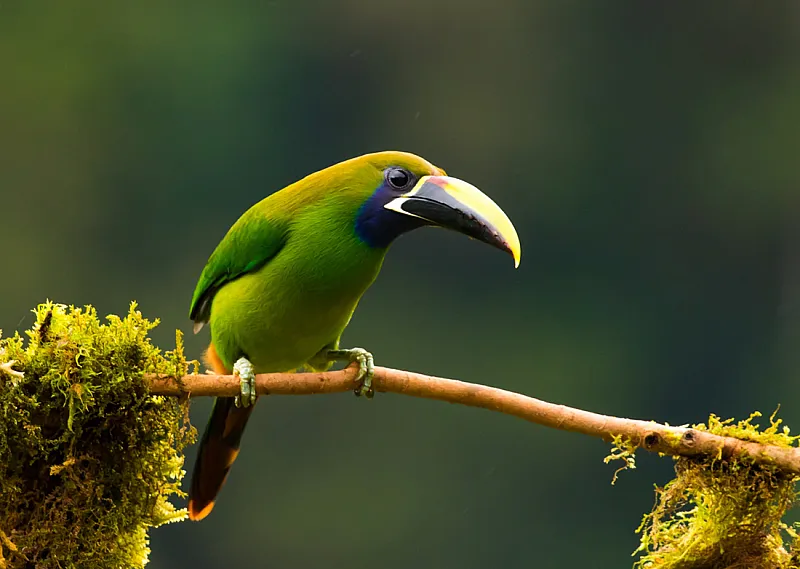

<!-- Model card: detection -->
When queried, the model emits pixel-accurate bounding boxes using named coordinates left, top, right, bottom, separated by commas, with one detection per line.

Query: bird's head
left=325, top=151, right=521, bottom=267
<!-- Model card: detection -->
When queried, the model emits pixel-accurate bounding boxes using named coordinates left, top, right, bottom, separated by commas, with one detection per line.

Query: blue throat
left=354, top=183, right=427, bottom=248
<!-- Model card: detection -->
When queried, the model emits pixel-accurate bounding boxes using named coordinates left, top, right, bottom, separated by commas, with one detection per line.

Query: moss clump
left=0, top=302, right=196, bottom=569
left=634, top=411, right=800, bottom=569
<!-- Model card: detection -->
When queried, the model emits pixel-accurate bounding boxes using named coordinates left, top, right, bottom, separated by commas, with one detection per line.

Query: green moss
left=605, top=434, right=638, bottom=485
left=634, top=411, right=800, bottom=569
left=0, top=302, right=196, bottom=569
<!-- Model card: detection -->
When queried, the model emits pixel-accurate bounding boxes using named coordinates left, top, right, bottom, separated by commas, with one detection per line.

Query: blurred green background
left=2, top=2, right=799, bottom=567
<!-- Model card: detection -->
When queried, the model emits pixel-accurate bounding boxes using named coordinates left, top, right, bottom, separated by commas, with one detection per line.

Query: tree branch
left=147, top=365, right=800, bottom=475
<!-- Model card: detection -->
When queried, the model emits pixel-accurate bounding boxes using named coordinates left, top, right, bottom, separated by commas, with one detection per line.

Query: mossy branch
left=3, top=302, right=800, bottom=569
left=148, top=367, right=800, bottom=476
left=0, top=303, right=196, bottom=569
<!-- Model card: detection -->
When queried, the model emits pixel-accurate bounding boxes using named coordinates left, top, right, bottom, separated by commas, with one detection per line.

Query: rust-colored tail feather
left=188, top=343, right=256, bottom=521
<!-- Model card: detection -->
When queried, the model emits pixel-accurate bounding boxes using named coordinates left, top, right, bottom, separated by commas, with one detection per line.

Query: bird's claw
left=327, top=347, right=375, bottom=398
left=233, top=357, right=257, bottom=408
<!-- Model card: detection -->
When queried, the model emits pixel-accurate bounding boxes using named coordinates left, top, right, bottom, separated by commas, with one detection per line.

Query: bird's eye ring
left=385, top=168, right=413, bottom=190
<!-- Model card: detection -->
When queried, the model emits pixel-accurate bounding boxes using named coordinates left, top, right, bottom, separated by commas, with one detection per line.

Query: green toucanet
left=187, top=151, right=521, bottom=520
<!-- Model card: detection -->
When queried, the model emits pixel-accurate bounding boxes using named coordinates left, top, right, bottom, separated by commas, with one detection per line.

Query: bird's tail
left=188, top=343, right=256, bottom=521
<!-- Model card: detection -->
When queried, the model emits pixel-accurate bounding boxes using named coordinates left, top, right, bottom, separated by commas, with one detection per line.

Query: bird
left=187, top=150, right=521, bottom=521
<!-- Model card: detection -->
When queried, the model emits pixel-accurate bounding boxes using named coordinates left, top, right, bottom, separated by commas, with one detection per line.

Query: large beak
left=384, top=175, right=521, bottom=267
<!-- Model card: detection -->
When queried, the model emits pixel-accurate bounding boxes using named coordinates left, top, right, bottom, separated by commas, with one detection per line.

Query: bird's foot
left=233, top=357, right=257, bottom=407
left=327, top=347, right=375, bottom=399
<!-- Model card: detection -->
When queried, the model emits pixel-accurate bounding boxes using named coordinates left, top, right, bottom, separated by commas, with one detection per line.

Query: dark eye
left=386, top=167, right=413, bottom=190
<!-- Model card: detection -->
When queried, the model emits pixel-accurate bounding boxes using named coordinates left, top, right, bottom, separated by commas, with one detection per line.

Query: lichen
left=634, top=411, right=800, bottom=569
left=0, top=301, right=196, bottom=569
left=605, top=434, right=638, bottom=485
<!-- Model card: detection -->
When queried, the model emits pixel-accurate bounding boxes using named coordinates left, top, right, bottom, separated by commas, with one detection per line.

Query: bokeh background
left=2, top=2, right=799, bottom=567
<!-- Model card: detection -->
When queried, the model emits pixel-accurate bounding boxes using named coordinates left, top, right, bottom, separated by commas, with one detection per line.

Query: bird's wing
left=189, top=208, right=288, bottom=329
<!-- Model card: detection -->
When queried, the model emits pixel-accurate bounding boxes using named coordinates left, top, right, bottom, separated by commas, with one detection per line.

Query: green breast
left=208, top=207, right=387, bottom=373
